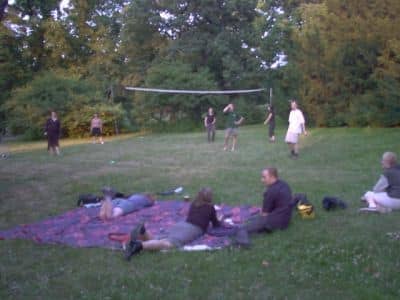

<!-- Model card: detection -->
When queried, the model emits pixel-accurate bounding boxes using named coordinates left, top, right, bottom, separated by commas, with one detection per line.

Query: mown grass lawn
left=0, top=126, right=399, bottom=299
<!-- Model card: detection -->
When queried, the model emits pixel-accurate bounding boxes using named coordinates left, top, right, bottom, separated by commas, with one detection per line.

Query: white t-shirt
left=288, top=109, right=305, bottom=134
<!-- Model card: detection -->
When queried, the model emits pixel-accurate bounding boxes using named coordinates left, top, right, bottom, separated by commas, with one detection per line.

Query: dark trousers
left=207, top=124, right=215, bottom=142
left=234, top=215, right=272, bottom=246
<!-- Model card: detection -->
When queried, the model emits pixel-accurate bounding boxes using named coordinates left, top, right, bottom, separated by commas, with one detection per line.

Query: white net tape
left=125, top=86, right=266, bottom=94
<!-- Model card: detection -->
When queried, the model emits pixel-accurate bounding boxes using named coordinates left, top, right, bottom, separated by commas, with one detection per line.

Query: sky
left=8, top=0, right=70, bottom=11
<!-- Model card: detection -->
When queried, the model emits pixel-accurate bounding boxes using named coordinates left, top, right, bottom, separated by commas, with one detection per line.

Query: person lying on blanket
left=99, top=191, right=155, bottom=220
left=232, top=167, right=293, bottom=247
left=124, top=187, right=221, bottom=260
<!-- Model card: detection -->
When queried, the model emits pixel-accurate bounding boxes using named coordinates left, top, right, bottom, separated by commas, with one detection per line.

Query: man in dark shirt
left=234, top=167, right=293, bottom=247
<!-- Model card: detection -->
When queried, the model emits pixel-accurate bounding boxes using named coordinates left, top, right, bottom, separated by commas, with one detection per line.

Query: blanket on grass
left=0, top=200, right=260, bottom=250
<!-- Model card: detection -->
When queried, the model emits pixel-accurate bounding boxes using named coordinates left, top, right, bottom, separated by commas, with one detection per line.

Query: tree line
left=0, top=0, right=399, bottom=139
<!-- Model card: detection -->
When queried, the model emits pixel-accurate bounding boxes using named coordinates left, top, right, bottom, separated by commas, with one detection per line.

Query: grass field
left=0, top=126, right=399, bottom=299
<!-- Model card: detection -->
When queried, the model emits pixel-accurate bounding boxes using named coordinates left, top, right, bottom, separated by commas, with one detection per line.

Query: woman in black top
left=263, top=105, right=275, bottom=142
left=204, top=107, right=216, bottom=142
left=124, top=187, right=220, bottom=260
left=44, top=111, right=61, bottom=155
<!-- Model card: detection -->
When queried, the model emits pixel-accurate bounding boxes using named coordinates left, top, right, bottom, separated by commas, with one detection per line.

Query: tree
left=284, top=0, right=400, bottom=126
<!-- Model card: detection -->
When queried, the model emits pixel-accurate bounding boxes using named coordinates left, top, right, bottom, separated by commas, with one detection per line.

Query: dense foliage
left=0, top=0, right=399, bottom=138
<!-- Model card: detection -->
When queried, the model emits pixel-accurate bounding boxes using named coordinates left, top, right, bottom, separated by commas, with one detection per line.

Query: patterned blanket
left=0, top=200, right=260, bottom=250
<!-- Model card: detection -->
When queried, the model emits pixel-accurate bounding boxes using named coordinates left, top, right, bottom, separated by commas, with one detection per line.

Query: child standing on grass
left=264, top=104, right=275, bottom=143
left=90, top=113, right=104, bottom=144
left=44, top=111, right=61, bottom=156
left=223, top=103, right=244, bottom=152
left=204, top=107, right=216, bottom=142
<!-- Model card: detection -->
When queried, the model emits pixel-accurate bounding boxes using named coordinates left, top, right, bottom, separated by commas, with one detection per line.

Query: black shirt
left=186, top=203, right=220, bottom=232
left=262, top=179, right=293, bottom=229
left=206, top=114, right=215, bottom=125
left=384, top=165, right=400, bottom=198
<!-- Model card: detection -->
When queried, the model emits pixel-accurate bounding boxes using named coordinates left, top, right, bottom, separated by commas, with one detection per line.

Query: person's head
left=50, top=111, right=57, bottom=119
left=193, top=187, right=213, bottom=206
left=94, top=113, right=98, bottom=118
left=381, top=152, right=397, bottom=169
left=208, top=107, right=214, bottom=115
left=261, top=167, right=279, bottom=186
left=145, top=194, right=156, bottom=204
left=290, top=100, right=297, bottom=110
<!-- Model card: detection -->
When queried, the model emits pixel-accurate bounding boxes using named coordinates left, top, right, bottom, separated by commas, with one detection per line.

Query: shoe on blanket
left=124, top=241, right=143, bottom=261
left=130, top=223, right=146, bottom=242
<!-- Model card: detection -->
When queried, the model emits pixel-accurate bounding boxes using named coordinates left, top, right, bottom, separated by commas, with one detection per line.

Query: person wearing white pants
left=361, top=152, right=400, bottom=213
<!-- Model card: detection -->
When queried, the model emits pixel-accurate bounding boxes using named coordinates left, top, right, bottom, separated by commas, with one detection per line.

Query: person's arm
left=210, top=206, right=221, bottom=228
left=373, top=175, right=389, bottom=192
left=212, top=116, right=216, bottom=125
left=204, top=116, right=208, bottom=127
left=235, top=116, right=244, bottom=126
left=301, top=123, right=307, bottom=135
left=262, top=190, right=274, bottom=215
left=264, top=113, right=272, bottom=125
left=300, top=111, right=307, bottom=135
left=223, top=103, right=232, bottom=113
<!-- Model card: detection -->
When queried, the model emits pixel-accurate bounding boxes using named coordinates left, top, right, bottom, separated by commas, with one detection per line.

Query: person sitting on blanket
left=233, top=167, right=293, bottom=247
left=124, top=187, right=221, bottom=260
left=360, top=151, right=400, bottom=213
left=99, top=189, right=155, bottom=220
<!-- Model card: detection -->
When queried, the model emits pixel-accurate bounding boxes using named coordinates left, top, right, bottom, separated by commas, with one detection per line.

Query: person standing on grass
left=204, top=107, right=216, bottom=142
left=360, top=152, right=400, bottom=213
left=263, top=104, right=275, bottom=143
left=285, top=100, right=307, bottom=159
left=44, top=111, right=61, bottom=156
left=90, top=113, right=104, bottom=144
left=124, top=187, right=221, bottom=260
left=233, top=167, right=293, bottom=247
left=223, top=103, right=244, bottom=151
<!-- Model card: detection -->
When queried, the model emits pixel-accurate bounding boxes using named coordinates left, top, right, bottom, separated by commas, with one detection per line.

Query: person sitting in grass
left=99, top=188, right=155, bottom=220
left=124, top=187, right=221, bottom=260
left=361, top=152, right=400, bottom=213
left=233, top=167, right=293, bottom=247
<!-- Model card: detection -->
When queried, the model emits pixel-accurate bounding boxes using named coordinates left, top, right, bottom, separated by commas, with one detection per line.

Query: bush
left=2, top=72, right=130, bottom=139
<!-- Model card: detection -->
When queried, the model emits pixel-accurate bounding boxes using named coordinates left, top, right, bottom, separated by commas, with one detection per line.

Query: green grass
left=1, top=126, right=400, bottom=299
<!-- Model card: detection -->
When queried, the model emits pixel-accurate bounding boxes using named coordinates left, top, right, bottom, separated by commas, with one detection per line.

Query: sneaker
left=130, top=223, right=145, bottom=242
left=101, top=141, right=104, bottom=144
left=359, top=207, right=379, bottom=213
left=124, top=241, right=143, bottom=261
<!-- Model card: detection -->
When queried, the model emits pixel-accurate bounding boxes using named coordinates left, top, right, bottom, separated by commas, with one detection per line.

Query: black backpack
left=77, top=194, right=101, bottom=207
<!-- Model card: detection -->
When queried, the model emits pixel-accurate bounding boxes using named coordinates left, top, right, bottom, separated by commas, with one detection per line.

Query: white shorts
left=364, top=191, right=400, bottom=210
left=285, top=131, right=299, bottom=144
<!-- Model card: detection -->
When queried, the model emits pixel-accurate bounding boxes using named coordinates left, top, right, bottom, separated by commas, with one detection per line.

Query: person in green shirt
left=223, top=103, right=244, bottom=151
